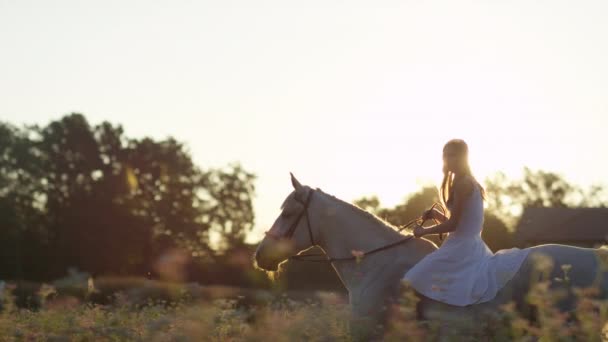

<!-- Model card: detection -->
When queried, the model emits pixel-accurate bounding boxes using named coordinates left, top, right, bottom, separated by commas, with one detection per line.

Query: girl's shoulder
left=453, top=174, right=476, bottom=193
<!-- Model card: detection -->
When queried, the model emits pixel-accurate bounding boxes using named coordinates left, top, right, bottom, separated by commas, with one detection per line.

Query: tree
left=352, top=196, right=381, bottom=215
left=0, top=113, right=256, bottom=281
left=481, top=212, right=514, bottom=252
left=0, top=122, right=48, bottom=280
left=354, top=186, right=439, bottom=227
left=484, top=167, right=608, bottom=228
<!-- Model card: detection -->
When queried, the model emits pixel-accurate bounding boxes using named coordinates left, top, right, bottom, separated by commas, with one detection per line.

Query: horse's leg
left=349, top=314, right=379, bottom=342
left=349, top=290, right=388, bottom=342
left=419, top=297, right=498, bottom=340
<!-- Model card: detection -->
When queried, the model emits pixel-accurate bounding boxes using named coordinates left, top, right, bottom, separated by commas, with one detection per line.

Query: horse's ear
left=290, top=172, right=302, bottom=190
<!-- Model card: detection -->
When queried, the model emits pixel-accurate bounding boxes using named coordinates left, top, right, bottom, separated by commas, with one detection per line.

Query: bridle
left=264, top=188, right=445, bottom=263
left=264, top=187, right=316, bottom=245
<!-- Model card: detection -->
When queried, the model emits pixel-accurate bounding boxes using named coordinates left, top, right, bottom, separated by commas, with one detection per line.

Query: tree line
left=0, top=113, right=255, bottom=282
left=1, top=113, right=605, bottom=292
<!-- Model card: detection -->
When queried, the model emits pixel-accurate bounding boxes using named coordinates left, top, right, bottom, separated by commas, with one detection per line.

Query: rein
left=265, top=188, right=445, bottom=263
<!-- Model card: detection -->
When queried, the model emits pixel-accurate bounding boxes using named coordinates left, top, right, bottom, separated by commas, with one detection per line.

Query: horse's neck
left=313, top=193, right=435, bottom=292
left=313, top=193, right=398, bottom=257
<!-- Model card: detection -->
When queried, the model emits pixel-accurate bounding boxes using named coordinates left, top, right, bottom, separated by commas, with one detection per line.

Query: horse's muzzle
left=254, top=244, right=280, bottom=271
left=254, top=252, right=279, bottom=271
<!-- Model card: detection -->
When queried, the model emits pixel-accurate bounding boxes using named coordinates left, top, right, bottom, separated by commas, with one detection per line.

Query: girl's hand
left=423, top=207, right=449, bottom=223
left=422, top=208, right=436, bottom=221
left=413, top=224, right=425, bottom=238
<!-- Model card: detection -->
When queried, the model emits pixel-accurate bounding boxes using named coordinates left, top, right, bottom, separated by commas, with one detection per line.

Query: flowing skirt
left=402, top=234, right=531, bottom=306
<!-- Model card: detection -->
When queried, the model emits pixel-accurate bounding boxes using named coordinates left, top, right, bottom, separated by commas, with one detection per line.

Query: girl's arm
left=429, top=208, right=449, bottom=223
left=414, top=177, right=474, bottom=237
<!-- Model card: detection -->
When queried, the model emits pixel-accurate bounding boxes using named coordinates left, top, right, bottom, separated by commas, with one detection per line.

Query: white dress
left=402, top=185, right=531, bottom=306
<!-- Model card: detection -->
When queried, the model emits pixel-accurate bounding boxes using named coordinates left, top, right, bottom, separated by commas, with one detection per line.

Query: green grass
left=0, top=278, right=606, bottom=341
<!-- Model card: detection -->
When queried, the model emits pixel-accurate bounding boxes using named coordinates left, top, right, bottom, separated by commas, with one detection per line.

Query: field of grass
left=0, top=276, right=607, bottom=341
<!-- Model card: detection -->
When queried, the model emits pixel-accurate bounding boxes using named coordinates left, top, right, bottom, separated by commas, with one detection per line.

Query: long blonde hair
left=440, top=139, right=486, bottom=212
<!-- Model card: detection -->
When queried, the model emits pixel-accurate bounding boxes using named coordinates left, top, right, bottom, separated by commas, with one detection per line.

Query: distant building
left=515, top=207, right=608, bottom=248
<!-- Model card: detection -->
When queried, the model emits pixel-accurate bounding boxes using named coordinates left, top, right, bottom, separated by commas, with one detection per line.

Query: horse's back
left=518, top=244, right=605, bottom=289
left=505, top=244, right=607, bottom=314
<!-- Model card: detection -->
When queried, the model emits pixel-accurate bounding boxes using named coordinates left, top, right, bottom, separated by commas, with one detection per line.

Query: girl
left=402, top=139, right=530, bottom=306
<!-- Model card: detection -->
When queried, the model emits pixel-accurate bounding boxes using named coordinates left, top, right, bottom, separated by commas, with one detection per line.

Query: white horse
left=254, top=174, right=608, bottom=337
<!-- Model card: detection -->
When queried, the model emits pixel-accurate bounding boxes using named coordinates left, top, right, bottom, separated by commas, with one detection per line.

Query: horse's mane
left=315, top=187, right=410, bottom=236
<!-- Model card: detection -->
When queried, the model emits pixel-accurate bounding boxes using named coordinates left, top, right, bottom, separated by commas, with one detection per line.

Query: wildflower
left=351, top=250, right=365, bottom=263
left=530, top=253, right=554, bottom=274
left=557, top=264, right=572, bottom=283
left=596, top=245, right=608, bottom=271
left=87, top=276, right=98, bottom=294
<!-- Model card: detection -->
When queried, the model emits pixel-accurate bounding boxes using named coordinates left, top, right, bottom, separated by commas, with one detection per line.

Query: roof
left=515, top=207, right=608, bottom=243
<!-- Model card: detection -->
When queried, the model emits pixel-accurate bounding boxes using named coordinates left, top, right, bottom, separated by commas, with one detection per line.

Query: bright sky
left=1, top=0, right=607, bottom=243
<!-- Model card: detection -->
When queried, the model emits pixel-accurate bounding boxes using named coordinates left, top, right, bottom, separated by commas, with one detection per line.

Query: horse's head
left=254, top=172, right=318, bottom=271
